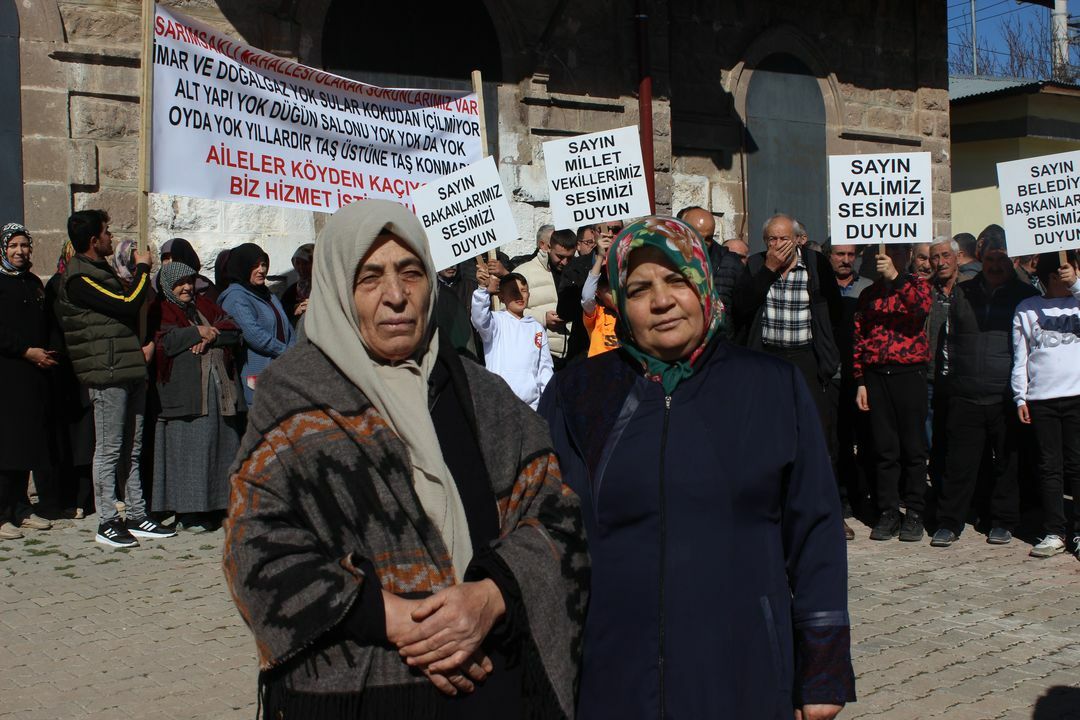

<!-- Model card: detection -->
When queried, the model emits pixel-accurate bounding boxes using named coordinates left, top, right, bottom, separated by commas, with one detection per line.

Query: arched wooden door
left=746, top=54, right=826, bottom=254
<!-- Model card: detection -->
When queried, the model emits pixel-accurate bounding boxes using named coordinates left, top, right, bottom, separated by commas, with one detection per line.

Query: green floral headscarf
left=606, top=216, right=723, bottom=394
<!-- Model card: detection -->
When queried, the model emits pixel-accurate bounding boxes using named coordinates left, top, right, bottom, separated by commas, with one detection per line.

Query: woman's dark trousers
left=0, top=470, right=29, bottom=524
left=1028, top=395, right=1080, bottom=537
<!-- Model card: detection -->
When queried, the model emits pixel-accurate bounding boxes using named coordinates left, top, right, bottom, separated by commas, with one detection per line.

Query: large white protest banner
left=996, top=150, right=1080, bottom=257
left=414, top=157, right=518, bottom=272
left=828, top=152, right=933, bottom=245
left=151, top=6, right=482, bottom=214
left=543, top=126, right=651, bottom=230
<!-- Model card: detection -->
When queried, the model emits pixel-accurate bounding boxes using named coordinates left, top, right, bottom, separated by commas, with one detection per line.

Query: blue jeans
left=88, top=381, right=147, bottom=523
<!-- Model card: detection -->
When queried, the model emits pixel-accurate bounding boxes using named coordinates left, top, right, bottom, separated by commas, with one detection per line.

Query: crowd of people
left=3, top=205, right=1077, bottom=554
left=434, top=210, right=1080, bottom=559
left=2, top=197, right=1078, bottom=717
left=0, top=211, right=300, bottom=546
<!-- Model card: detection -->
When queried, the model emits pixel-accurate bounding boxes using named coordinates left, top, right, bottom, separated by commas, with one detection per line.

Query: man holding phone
left=56, top=210, right=175, bottom=548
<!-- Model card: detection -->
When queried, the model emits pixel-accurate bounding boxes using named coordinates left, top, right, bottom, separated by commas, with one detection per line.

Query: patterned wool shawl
left=151, top=293, right=239, bottom=384
left=223, top=341, right=589, bottom=717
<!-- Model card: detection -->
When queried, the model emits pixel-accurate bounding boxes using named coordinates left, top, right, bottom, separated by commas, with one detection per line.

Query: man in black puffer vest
left=55, top=210, right=175, bottom=549
left=931, top=226, right=1038, bottom=548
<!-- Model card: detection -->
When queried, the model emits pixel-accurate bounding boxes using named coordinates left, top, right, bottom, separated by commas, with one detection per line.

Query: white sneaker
left=0, top=522, right=23, bottom=540
left=126, top=517, right=176, bottom=539
left=1030, top=535, right=1066, bottom=558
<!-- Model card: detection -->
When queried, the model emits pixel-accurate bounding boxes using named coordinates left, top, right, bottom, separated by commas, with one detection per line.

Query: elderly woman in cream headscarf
left=223, top=199, right=588, bottom=719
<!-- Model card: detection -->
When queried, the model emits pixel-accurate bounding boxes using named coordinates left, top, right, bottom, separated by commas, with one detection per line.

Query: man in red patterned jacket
left=853, top=243, right=933, bottom=542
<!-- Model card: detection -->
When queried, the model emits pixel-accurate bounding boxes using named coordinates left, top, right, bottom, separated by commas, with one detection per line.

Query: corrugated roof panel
left=949, top=75, right=1035, bottom=101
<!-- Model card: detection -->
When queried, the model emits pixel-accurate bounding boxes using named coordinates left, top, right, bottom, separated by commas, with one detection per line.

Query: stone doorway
left=745, top=53, right=827, bottom=254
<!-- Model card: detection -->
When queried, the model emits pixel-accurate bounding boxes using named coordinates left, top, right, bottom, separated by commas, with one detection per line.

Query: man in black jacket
left=734, top=214, right=840, bottom=424
left=676, top=206, right=745, bottom=315
left=826, top=242, right=873, bottom=538
left=931, top=230, right=1038, bottom=547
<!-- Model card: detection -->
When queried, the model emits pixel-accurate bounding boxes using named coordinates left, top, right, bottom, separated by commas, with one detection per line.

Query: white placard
left=543, top=126, right=651, bottom=230
left=996, top=150, right=1080, bottom=257
left=151, top=6, right=482, bottom=213
left=828, top=152, right=933, bottom=245
left=413, top=157, right=518, bottom=272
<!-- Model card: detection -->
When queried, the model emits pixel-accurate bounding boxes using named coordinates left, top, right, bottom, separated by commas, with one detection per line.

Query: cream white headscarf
left=304, top=199, right=473, bottom=579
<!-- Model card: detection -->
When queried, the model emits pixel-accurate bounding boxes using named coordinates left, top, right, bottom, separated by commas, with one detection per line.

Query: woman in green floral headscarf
left=540, top=215, right=855, bottom=720
left=607, top=216, right=724, bottom=393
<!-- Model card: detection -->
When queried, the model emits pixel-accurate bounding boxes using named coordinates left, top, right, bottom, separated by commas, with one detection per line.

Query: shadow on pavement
left=1032, top=686, right=1080, bottom=720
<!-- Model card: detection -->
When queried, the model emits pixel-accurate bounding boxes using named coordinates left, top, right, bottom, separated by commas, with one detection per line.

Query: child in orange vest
left=581, top=228, right=620, bottom=357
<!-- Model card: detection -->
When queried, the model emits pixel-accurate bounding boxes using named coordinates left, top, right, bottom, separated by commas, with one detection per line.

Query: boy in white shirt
left=1012, top=251, right=1080, bottom=559
left=471, top=263, right=554, bottom=410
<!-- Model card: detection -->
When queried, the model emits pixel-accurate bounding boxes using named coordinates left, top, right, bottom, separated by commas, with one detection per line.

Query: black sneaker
left=899, top=511, right=924, bottom=542
left=930, top=528, right=958, bottom=547
left=126, top=516, right=176, bottom=539
left=870, top=509, right=902, bottom=541
left=95, top=520, right=139, bottom=548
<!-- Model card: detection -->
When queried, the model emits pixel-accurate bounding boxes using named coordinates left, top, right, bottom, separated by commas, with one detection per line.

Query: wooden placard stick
left=137, top=0, right=155, bottom=345
left=470, top=70, right=496, bottom=264
left=138, top=0, right=155, bottom=253
left=1060, top=249, right=1068, bottom=267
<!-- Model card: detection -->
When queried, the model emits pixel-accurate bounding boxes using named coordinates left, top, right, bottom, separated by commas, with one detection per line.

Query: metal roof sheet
left=949, top=74, right=1080, bottom=102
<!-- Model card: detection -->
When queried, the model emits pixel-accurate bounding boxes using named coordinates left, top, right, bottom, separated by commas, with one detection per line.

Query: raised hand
left=875, top=253, right=898, bottom=282
left=1058, top=263, right=1077, bottom=288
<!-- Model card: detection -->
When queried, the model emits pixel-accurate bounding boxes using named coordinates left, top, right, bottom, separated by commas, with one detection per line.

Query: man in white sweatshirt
left=471, top=264, right=554, bottom=410
left=1012, top=251, right=1080, bottom=560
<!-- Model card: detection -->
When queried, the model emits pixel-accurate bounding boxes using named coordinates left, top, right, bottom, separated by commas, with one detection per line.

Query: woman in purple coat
left=539, top=217, right=855, bottom=719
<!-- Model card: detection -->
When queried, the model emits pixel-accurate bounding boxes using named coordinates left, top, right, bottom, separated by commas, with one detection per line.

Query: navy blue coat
left=539, top=339, right=855, bottom=719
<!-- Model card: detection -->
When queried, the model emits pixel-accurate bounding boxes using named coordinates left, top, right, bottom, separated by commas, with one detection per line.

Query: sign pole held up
left=138, top=0, right=155, bottom=252
left=136, top=0, right=155, bottom=346
left=470, top=70, right=496, bottom=263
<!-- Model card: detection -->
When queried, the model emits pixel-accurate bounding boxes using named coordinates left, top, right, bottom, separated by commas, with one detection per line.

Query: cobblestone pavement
left=2, top=516, right=1079, bottom=719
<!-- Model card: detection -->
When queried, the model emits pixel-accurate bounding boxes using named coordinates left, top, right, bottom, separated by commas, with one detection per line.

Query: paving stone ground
left=1, top=515, right=1079, bottom=719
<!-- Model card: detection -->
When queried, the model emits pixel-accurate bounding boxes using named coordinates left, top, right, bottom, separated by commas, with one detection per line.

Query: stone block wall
left=17, top=0, right=950, bottom=271
left=19, top=0, right=315, bottom=280
left=493, top=74, right=672, bottom=257
left=667, top=0, right=951, bottom=243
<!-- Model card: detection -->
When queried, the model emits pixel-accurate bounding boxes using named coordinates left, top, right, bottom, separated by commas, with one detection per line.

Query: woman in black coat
left=0, top=224, right=57, bottom=538
left=43, top=241, right=95, bottom=518
left=539, top=217, right=855, bottom=719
